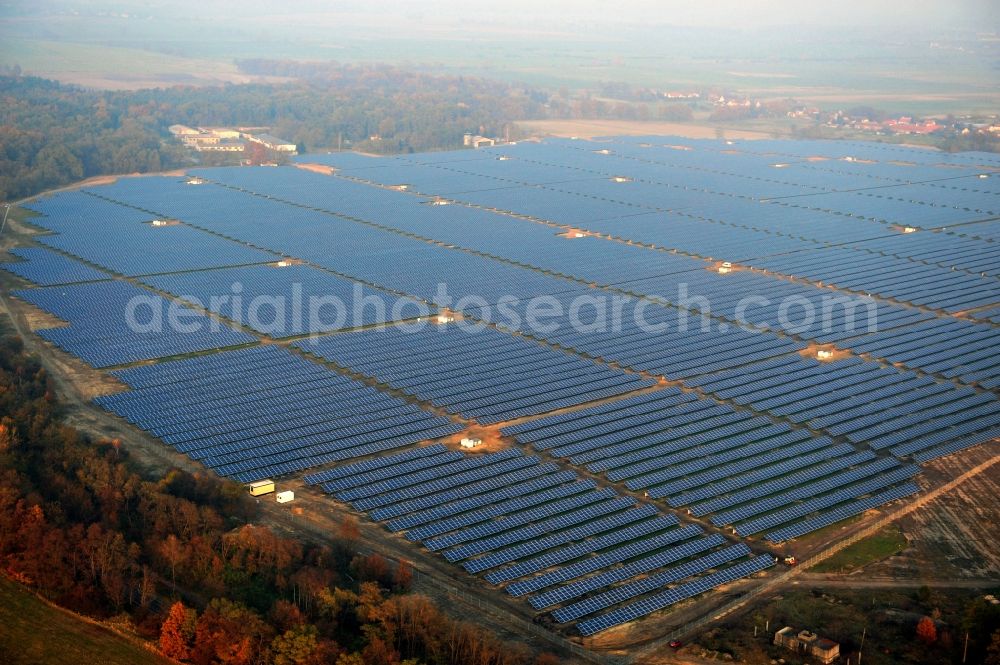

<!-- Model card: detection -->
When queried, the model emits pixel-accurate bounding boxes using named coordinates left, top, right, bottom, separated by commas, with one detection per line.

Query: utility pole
left=962, top=631, right=969, bottom=663
left=859, top=626, right=866, bottom=665
left=0, top=203, right=10, bottom=237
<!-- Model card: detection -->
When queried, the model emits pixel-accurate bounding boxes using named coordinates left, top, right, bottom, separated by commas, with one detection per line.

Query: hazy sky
left=374, top=0, right=1000, bottom=29
left=9, top=0, right=999, bottom=31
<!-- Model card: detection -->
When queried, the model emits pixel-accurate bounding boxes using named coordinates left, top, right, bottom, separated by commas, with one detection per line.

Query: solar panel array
left=7, top=135, right=999, bottom=637
left=96, top=346, right=462, bottom=481
left=836, top=317, right=1000, bottom=389
left=307, top=446, right=774, bottom=634
left=25, top=190, right=277, bottom=276
left=12, top=281, right=255, bottom=367
left=293, top=324, right=655, bottom=423
left=1, top=247, right=109, bottom=286
left=142, top=263, right=423, bottom=337
left=688, top=356, right=1000, bottom=462
left=500, top=385, right=923, bottom=540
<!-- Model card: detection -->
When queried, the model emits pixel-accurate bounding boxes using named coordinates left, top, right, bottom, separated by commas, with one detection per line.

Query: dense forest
left=0, top=329, right=561, bottom=665
left=0, top=67, right=548, bottom=202
left=0, top=65, right=712, bottom=204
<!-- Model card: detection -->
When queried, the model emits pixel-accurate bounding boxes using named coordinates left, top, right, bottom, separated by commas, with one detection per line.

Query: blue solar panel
left=575, top=554, right=775, bottom=635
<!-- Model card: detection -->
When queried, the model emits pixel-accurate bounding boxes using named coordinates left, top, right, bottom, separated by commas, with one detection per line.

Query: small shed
left=276, top=490, right=295, bottom=504
left=248, top=479, right=275, bottom=496
left=460, top=437, right=483, bottom=449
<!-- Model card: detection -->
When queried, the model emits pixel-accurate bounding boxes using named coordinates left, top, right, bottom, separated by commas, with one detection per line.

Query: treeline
left=0, top=330, right=560, bottom=665
left=0, top=67, right=548, bottom=202
left=0, top=64, right=708, bottom=204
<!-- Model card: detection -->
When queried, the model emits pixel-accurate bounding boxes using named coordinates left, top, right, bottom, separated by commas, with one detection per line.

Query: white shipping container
left=276, top=490, right=295, bottom=503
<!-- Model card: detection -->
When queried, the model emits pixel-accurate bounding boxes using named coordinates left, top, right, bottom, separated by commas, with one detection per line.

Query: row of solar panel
left=500, top=386, right=921, bottom=541
left=689, top=356, right=1000, bottom=461
left=25, top=191, right=278, bottom=276
left=142, top=263, right=423, bottom=337
left=1, top=247, right=109, bottom=286
left=89, top=177, right=604, bottom=307
left=293, top=324, right=654, bottom=423
left=13, top=281, right=254, bottom=367
left=308, top=446, right=774, bottom=635
left=838, top=317, right=1000, bottom=389
left=750, top=247, right=1000, bottom=313
left=95, top=346, right=461, bottom=481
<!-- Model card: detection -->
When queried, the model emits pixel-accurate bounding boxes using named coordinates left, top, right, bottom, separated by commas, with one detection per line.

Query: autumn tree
left=916, top=616, right=938, bottom=644
left=160, top=601, right=197, bottom=660
left=192, top=598, right=273, bottom=665
left=337, top=515, right=360, bottom=543
left=985, top=629, right=1000, bottom=665
left=393, top=559, right=413, bottom=591
left=534, top=654, right=561, bottom=665
left=271, top=624, right=326, bottom=665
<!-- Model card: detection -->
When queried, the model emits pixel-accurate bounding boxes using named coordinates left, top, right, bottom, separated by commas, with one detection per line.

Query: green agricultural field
left=0, top=577, right=171, bottom=665
left=812, top=524, right=909, bottom=573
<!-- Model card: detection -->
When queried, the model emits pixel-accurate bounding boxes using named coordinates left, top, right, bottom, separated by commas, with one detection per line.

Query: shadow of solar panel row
left=1, top=247, right=109, bottom=286
left=765, top=483, right=920, bottom=543
left=13, top=282, right=254, bottom=367
left=141, top=264, right=423, bottom=337
left=368, top=462, right=562, bottom=522
left=689, top=356, right=1000, bottom=461
left=837, top=317, right=1000, bottom=389
left=351, top=450, right=538, bottom=511
left=293, top=324, right=653, bottom=423
left=731, top=464, right=920, bottom=537
left=337, top=449, right=533, bottom=503
left=320, top=450, right=466, bottom=493
left=637, top=437, right=840, bottom=500
left=95, top=346, right=460, bottom=481
left=550, top=542, right=752, bottom=624
left=575, top=554, right=775, bottom=636
left=444, top=497, right=642, bottom=563
left=27, top=190, right=277, bottom=276
left=750, top=247, right=1000, bottom=312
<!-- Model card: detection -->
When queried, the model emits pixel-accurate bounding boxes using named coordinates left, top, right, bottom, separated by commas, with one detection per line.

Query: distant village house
left=168, top=125, right=297, bottom=154
left=774, top=627, right=840, bottom=664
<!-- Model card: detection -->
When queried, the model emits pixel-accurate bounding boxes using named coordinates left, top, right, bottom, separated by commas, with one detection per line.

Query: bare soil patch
left=294, top=163, right=337, bottom=175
